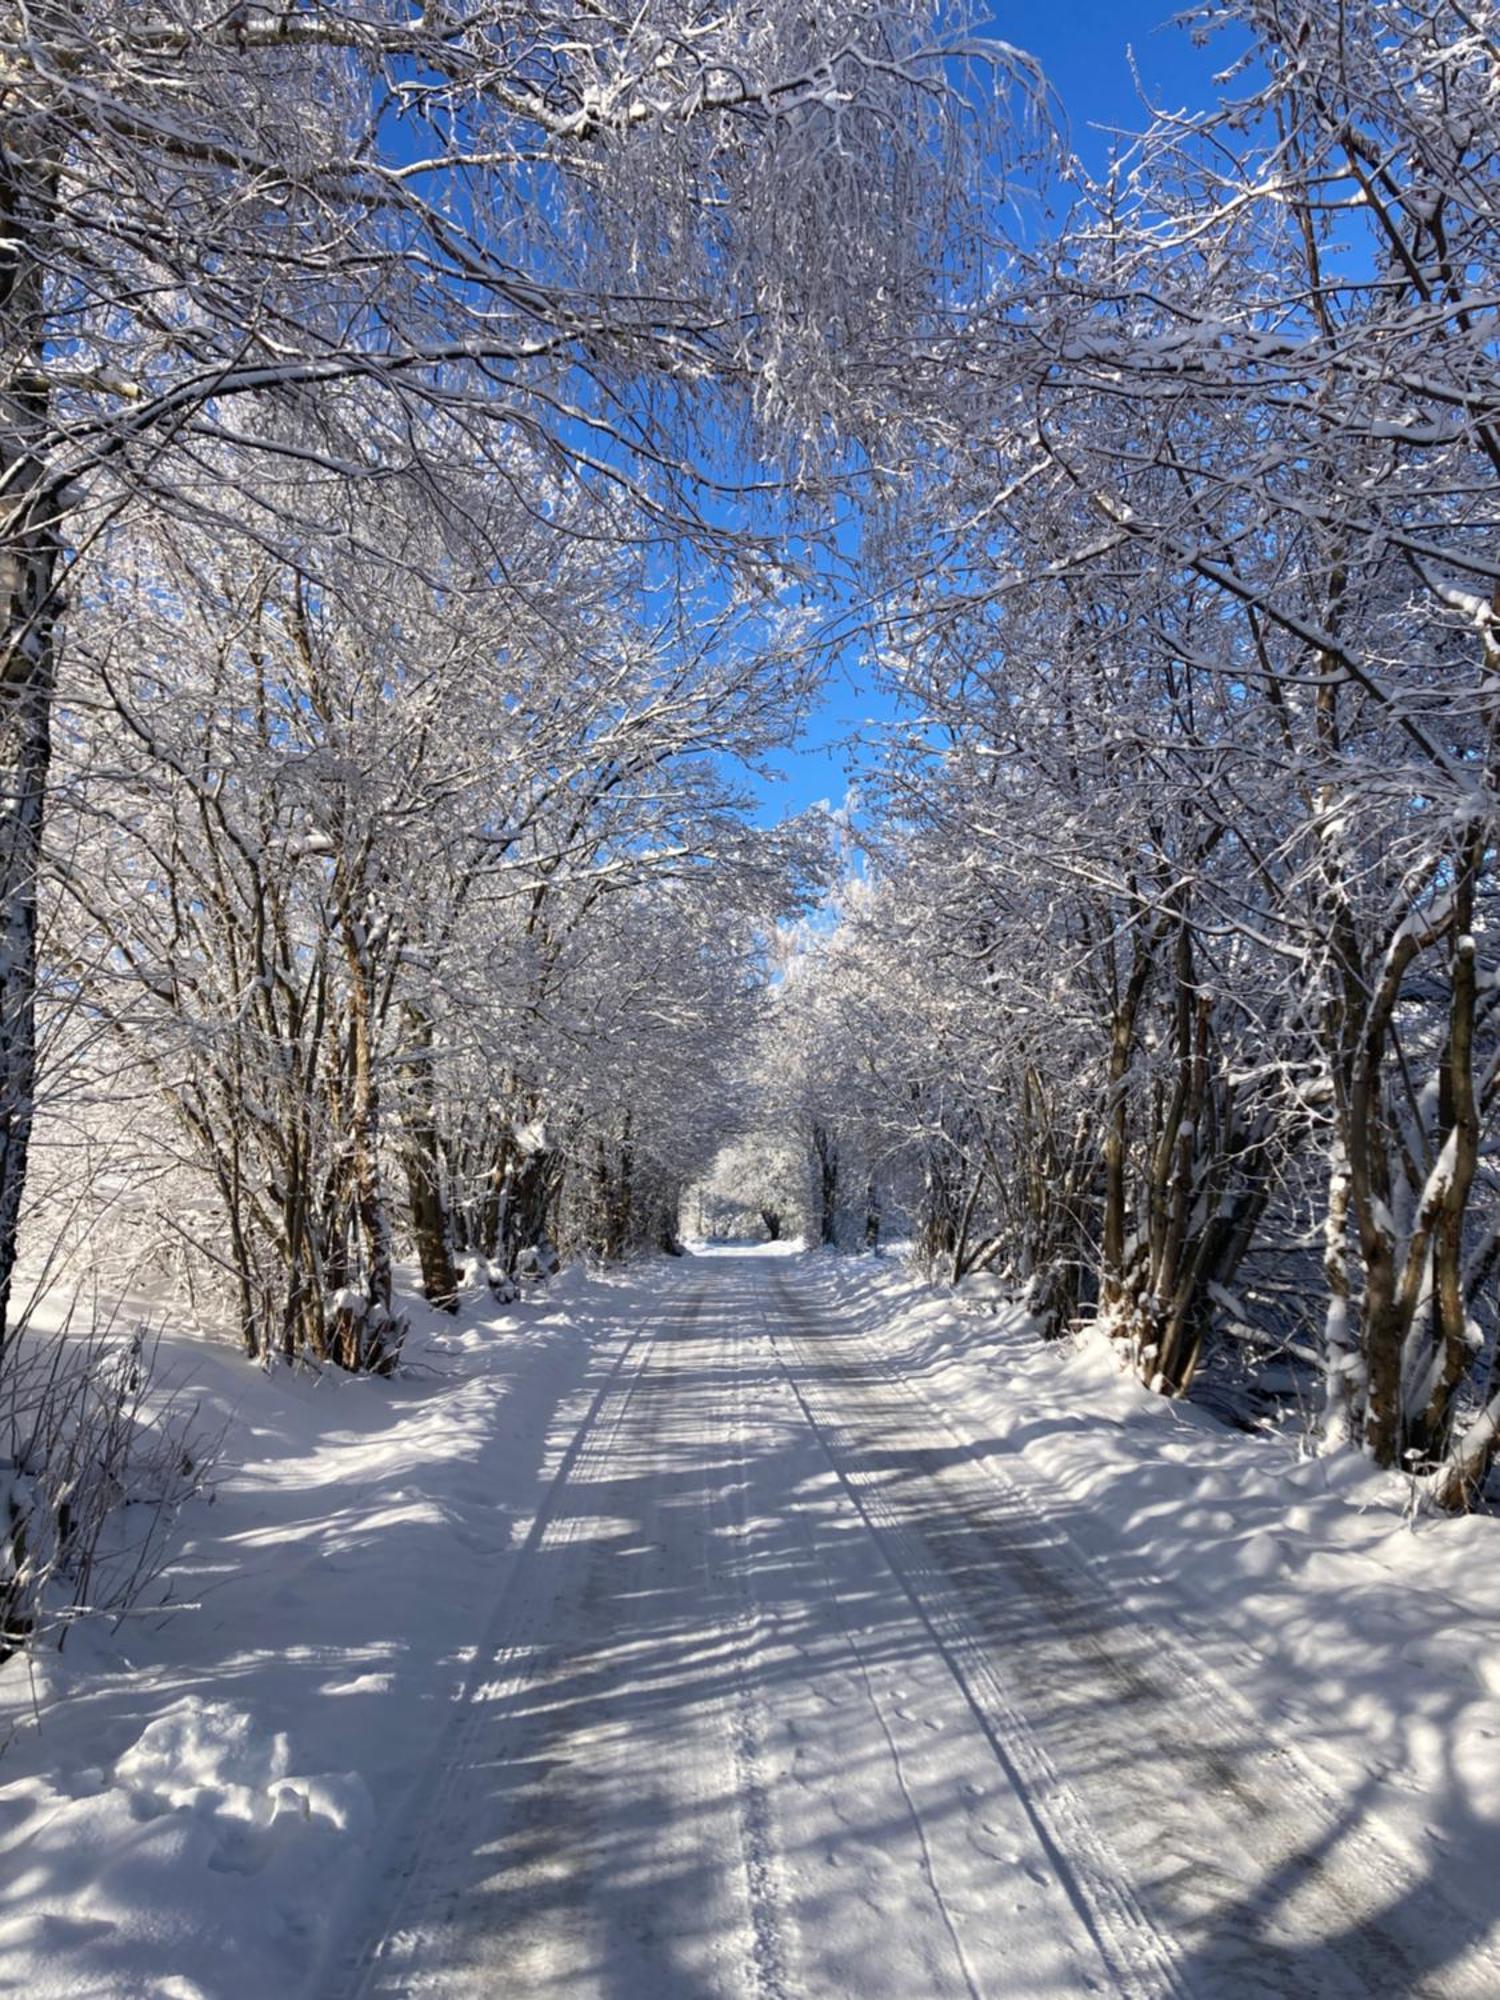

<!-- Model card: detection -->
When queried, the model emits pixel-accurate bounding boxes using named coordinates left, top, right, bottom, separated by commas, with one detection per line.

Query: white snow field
left=4, top=1247, right=1500, bottom=1999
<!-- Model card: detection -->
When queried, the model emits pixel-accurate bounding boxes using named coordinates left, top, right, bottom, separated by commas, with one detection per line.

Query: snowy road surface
left=331, top=1254, right=1500, bottom=1999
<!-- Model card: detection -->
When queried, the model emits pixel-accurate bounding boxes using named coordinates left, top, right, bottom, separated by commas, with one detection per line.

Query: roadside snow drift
left=0, top=1269, right=630, bottom=2000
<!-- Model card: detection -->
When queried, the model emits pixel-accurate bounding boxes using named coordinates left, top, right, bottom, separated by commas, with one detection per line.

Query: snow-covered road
left=331, top=1254, right=1500, bottom=2000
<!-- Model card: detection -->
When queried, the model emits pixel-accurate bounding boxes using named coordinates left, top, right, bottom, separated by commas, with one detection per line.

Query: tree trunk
left=0, top=134, right=60, bottom=1363
left=1410, top=836, right=1484, bottom=1461
left=918, top=1153, right=959, bottom=1272
left=0, top=668, right=57, bottom=1360
left=340, top=916, right=401, bottom=1372
left=811, top=1122, right=839, bottom=1247
left=1100, top=940, right=1157, bottom=1316
left=500, top=1141, right=561, bottom=1274
left=1319, top=1135, right=1359, bottom=1447
left=398, top=1004, right=458, bottom=1310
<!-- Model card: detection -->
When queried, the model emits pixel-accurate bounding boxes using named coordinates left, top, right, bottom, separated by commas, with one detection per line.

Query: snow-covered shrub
left=514, top=1241, right=560, bottom=1283
left=0, top=1313, right=213, bottom=1660
left=460, top=1256, right=518, bottom=1305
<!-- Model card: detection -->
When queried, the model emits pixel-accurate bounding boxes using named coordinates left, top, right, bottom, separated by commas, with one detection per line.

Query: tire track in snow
left=748, top=1293, right=989, bottom=2000
left=910, top=1383, right=1500, bottom=1985
left=773, top=1264, right=1500, bottom=1999
left=325, top=1279, right=701, bottom=2000
left=759, top=1271, right=1188, bottom=2000
left=715, top=1309, right=792, bottom=2000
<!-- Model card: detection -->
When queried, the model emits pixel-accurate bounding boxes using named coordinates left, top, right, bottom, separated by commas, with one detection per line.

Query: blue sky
left=751, top=0, right=1231, bottom=824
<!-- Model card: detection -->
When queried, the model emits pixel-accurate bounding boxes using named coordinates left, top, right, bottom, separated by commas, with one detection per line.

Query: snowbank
left=802, top=1252, right=1500, bottom=1926
left=0, top=1264, right=635, bottom=1999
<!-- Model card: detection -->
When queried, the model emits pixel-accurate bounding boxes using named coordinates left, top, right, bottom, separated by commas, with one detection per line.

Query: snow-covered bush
left=0, top=1314, right=213, bottom=1660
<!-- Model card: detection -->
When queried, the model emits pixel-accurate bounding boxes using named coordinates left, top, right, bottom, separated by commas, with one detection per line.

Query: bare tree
left=3, top=0, right=1038, bottom=1356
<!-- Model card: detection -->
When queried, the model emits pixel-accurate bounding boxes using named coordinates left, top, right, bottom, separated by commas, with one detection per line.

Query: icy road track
left=331, top=1256, right=1500, bottom=2000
